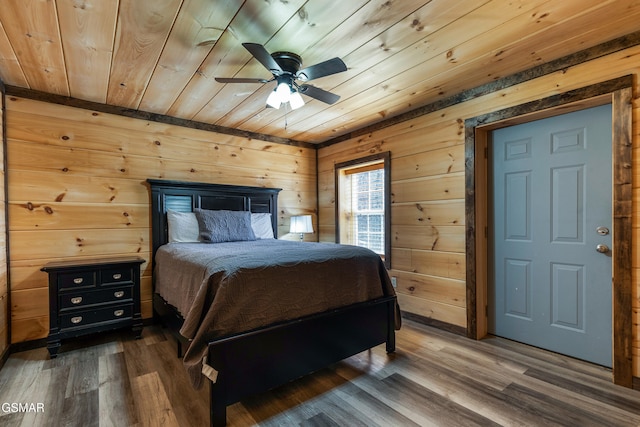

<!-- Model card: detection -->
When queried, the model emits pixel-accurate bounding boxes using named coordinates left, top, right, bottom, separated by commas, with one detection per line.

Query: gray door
left=489, top=104, right=612, bottom=367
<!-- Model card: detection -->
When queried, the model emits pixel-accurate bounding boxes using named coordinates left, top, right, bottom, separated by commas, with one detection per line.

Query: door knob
left=596, top=244, right=609, bottom=254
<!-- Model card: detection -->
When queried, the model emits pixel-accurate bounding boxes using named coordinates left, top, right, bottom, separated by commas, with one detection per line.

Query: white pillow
left=251, top=212, right=274, bottom=239
left=167, top=210, right=199, bottom=243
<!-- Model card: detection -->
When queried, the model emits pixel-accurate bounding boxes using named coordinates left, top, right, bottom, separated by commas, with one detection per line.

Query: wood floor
left=0, top=319, right=639, bottom=427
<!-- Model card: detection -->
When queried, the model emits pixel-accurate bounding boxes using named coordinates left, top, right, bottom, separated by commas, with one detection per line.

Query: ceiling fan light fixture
left=266, top=90, right=281, bottom=109
left=219, top=43, right=346, bottom=111
left=289, top=91, right=305, bottom=110
left=275, top=80, right=291, bottom=103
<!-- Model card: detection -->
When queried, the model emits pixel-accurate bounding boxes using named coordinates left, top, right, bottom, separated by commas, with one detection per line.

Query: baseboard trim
left=401, top=311, right=466, bottom=336
left=6, top=319, right=155, bottom=356
left=10, top=337, right=47, bottom=354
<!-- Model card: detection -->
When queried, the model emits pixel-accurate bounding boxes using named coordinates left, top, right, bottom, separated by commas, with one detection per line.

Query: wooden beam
left=611, top=86, right=634, bottom=387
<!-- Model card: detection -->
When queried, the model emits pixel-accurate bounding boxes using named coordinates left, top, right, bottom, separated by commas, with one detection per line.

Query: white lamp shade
left=276, top=82, right=291, bottom=103
left=266, top=90, right=281, bottom=109
left=290, top=215, right=313, bottom=234
left=289, top=91, right=305, bottom=110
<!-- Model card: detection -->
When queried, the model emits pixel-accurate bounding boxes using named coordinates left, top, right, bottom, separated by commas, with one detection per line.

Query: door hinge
left=484, top=146, right=488, bottom=159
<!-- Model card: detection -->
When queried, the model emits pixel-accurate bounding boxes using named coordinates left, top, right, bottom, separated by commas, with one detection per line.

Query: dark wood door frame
left=464, top=76, right=633, bottom=387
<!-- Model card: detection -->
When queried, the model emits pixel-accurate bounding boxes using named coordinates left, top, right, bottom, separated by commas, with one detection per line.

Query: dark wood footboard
left=205, top=296, right=397, bottom=427
left=153, top=293, right=396, bottom=426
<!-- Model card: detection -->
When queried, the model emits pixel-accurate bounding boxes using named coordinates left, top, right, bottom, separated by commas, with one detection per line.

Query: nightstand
left=42, top=256, right=145, bottom=358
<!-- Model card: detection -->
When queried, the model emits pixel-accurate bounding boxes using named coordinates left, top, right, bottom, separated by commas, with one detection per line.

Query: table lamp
left=290, top=215, right=313, bottom=241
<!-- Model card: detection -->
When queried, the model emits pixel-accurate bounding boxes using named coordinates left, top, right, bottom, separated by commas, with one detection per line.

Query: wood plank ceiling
left=0, top=0, right=638, bottom=144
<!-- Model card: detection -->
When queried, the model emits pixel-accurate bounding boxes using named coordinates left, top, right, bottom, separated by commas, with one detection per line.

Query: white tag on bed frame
left=201, top=356, right=219, bottom=383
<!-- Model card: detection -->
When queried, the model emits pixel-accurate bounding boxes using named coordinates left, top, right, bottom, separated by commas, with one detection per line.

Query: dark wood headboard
left=147, top=179, right=282, bottom=257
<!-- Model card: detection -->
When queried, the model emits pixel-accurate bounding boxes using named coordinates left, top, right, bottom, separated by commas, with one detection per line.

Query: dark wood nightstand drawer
left=42, top=256, right=145, bottom=358
left=59, top=286, right=133, bottom=310
left=58, top=270, right=96, bottom=290
left=100, top=266, right=133, bottom=285
left=59, top=304, right=133, bottom=330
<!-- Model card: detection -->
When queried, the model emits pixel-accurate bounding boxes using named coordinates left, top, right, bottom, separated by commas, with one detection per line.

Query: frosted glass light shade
left=266, top=90, right=281, bottom=109
left=266, top=81, right=305, bottom=111
left=276, top=82, right=291, bottom=103
left=289, top=91, right=305, bottom=110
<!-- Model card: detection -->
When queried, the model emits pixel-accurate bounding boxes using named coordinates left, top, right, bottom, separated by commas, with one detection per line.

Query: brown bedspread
left=154, top=239, right=399, bottom=388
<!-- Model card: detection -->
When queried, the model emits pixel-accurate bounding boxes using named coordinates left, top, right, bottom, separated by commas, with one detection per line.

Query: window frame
left=334, top=152, right=391, bottom=269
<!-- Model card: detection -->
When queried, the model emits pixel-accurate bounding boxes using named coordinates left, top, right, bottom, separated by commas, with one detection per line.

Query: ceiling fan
left=215, top=43, right=347, bottom=110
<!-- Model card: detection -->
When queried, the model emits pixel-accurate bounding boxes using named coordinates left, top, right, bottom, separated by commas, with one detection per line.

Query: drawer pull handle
left=71, top=297, right=83, bottom=304
left=114, top=291, right=124, bottom=298
left=71, top=316, right=83, bottom=324
left=73, top=278, right=84, bottom=284
left=112, top=273, right=122, bottom=280
left=114, top=309, right=124, bottom=317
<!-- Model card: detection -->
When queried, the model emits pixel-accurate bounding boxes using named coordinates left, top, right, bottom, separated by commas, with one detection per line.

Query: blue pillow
left=194, top=209, right=256, bottom=243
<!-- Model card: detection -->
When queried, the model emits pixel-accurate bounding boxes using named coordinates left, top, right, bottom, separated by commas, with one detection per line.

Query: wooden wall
left=0, top=88, right=7, bottom=357
left=6, top=97, right=317, bottom=344
left=318, top=44, right=640, bottom=377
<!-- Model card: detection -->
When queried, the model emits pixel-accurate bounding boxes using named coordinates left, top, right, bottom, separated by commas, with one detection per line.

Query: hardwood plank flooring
left=0, top=320, right=638, bottom=426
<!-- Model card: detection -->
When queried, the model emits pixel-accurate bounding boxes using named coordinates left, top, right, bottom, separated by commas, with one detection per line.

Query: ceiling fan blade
left=215, top=77, right=269, bottom=84
left=298, top=85, right=340, bottom=104
left=296, top=58, right=347, bottom=81
left=242, top=42, right=283, bottom=74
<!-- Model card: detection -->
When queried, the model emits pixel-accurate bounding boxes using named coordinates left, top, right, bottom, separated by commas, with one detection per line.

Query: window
left=335, top=152, right=390, bottom=268
left=352, top=168, right=384, bottom=253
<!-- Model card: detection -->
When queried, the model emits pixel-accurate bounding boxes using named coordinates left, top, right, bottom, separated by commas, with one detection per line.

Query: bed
left=147, top=178, right=399, bottom=427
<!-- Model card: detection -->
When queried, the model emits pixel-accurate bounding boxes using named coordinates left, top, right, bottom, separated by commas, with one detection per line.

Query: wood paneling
left=0, top=83, right=7, bottom=358
left=9, top=171, right=149, bottom=204
left=392, top=173, right=466, bottom=203
left=106, top=0, right=182, bottom=109
left=10, top=287, right=47, bottom=320
left=318, top=42, right=640, bottom=379
left=393, top=225, right=465, bottom=253
left=2, top=2, right=640, bottom=143
left=311, top=7, right=640, bottom=144
left=391, top=145, right=465, bottom=181
left=6, top=97, right=317, bottom=344
left=8, top=203, right=149, bottom=231
left=56, top=0, right=118, bottom=103
left=0, top=20, right=27, bottom=88
left=138, top=0, right=243, bottom=115
left=0, top=0, right=68, bottom=96
left=10, top=316, right=47, bottom=343
left=389, top=269, right=465, bottom=308
left=392, top=201, right=465, bottom=226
